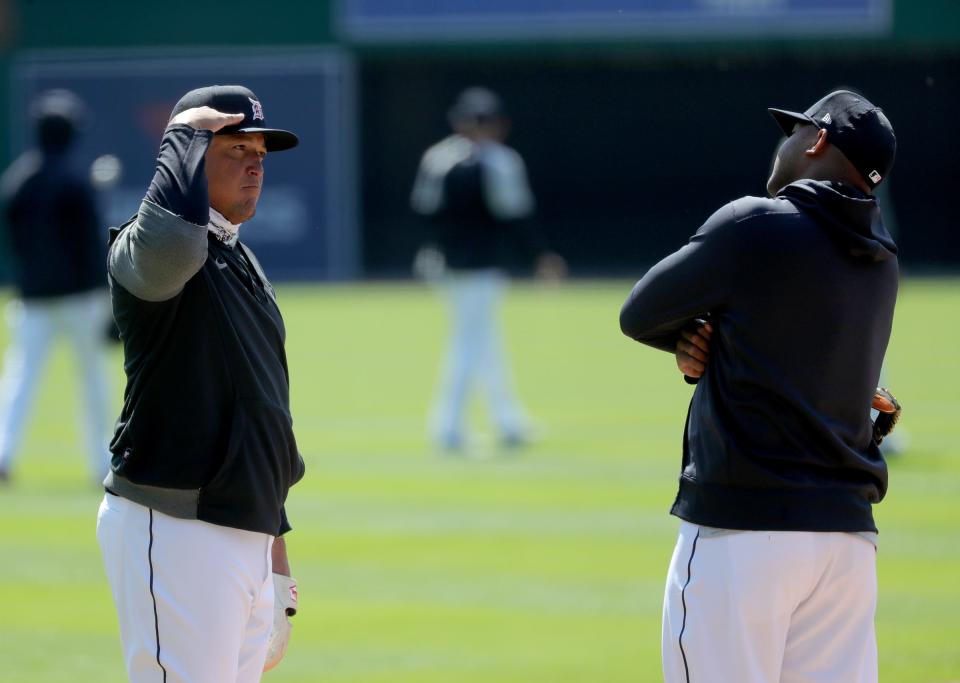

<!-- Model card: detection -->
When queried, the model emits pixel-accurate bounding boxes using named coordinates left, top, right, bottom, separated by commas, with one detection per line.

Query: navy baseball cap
left=169, top=85, right=298, bottom=152
left=448, top=87, right=504, bottom=125
left=31, top=89, right=87, bottom=151
left=31, top=89, right=87, bottom=126
left=768, top=90, right=896, bottom=188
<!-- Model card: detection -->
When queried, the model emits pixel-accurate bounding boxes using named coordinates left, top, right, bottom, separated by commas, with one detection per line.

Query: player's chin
left=237, top=195, right=260, bottom=221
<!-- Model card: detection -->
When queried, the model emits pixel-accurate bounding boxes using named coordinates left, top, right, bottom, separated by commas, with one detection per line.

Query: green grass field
left=0, top=278, right=957, bottom=682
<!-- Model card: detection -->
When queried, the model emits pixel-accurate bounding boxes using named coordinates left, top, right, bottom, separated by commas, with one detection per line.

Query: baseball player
left=96, top=86, right=304, bottom=682
left=619, top=90, right=898, bottom=682
left=0, top=90, right=111, bottom=485
left=411, top=86, right=566, bottom=451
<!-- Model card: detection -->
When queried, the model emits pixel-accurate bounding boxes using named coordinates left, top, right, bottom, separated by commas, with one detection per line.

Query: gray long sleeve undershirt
left=108, top=124, right=213, bottom=302
left=108, top=200, right=208, bottom=302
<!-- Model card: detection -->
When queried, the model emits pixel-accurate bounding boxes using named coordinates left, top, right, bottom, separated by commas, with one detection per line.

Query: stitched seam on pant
left=679, top=528, right=701, bottom=683
left=148, top=509, right=168, bottom=682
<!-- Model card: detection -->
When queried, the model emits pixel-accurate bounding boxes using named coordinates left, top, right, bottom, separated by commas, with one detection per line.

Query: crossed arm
left=676, top=321, right=713, bottom=380
left=619, top=203, right=743, bottom=381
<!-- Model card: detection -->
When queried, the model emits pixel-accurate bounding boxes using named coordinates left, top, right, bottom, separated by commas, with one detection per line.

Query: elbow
left=619, top=308, right=633, bottom=339
left=619, top=302, right=644, bottom=340
left=620, top=302, right=671, bottom=350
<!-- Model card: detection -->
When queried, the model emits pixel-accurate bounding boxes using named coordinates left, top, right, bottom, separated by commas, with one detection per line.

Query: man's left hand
left=676, top=321, right=713, bottom=379
left=264, top=573, right=298, bottom=672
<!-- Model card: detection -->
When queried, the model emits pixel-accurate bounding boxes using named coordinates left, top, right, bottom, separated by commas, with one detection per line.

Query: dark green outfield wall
left=1, top=0, right=958, bottom=275
left=361, top=52, right=959, bottom=274
left=5, top=0, right=959, bottom=53
left=0, top=0, right=336, bottom=167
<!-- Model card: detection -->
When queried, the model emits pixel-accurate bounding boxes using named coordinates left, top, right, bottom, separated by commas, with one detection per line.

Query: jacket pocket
left=108, top=425, right=135, bottom=478
left=198, top=398, right=305, bottom=535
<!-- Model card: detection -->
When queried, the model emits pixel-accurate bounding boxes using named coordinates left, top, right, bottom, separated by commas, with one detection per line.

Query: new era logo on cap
left=768, top=90, right=896, bottom=189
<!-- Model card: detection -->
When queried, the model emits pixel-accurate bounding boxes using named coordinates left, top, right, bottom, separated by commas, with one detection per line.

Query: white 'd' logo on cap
left=248, top=97, right=264, bottom=121
left=869, top=170, right=882, bottom=183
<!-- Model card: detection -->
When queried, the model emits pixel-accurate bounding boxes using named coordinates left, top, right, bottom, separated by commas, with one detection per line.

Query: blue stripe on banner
left=340, top=0, right=891, bottom=40
left=351, top=0, right=876, bottom=18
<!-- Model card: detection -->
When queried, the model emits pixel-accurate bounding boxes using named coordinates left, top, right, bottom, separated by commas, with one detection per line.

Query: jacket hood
left=778, top=179, right=897, bottom=262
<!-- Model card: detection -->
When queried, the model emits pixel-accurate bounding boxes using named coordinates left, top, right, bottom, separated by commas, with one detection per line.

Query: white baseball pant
left=431, top=269, right=528, bottom=445
left=662, top=521, right=878, bottom=683
left=0, top=290, right=111, bottom=480
left=97, top=494, right=275, bottom=683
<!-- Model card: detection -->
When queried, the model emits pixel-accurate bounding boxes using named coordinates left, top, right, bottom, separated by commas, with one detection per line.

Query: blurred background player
left=411, top=86, right=566, bottom=452
left=0, top=89, right=111, bottom=485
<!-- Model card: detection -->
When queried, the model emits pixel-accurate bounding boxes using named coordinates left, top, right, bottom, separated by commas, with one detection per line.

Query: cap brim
left=767, top=108, right=817, bottom=137
left=216, top=126, right=299, bottom=152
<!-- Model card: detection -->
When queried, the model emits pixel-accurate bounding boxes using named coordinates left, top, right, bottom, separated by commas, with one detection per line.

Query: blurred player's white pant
left=432, top=269, right=527, bottom=446
left=0, top=290, right=111, bottom=479
left=97, top=494, right=275, bottom=683
left=662, top=521, right=878, bottom=683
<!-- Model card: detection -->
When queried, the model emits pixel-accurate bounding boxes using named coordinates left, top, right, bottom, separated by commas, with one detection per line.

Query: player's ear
left=804, top=128, right=829, bottom=157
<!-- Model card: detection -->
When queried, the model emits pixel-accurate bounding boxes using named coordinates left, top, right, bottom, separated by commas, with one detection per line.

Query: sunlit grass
left=0, top=279, right=957, bottom=682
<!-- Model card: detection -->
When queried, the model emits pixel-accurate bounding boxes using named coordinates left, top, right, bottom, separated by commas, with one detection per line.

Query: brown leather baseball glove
left=872, top=387, right=902, bottom=446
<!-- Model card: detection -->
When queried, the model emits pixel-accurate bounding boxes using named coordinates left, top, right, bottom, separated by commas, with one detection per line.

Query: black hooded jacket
left=104, top=125, right=305, bottom=537
left=0, top=145, right=103, bottom=299
left=620, top=179, right=898, bottom=532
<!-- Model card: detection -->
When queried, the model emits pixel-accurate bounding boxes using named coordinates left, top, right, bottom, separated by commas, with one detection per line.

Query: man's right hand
left=169, top=107, right=244, bottom=132
left=676, top=321, right=713, bottom=379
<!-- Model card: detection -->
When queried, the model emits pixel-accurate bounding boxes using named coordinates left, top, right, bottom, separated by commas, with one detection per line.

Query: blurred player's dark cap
left=768, top=90, right=896, bottom=189
left=170, top=85, right=298, bottom=152
left=448, top=87, right=504, bottom=126
left=32, top=89, right=86, bottom=125
left=31, top=89, right=86, bottom=151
